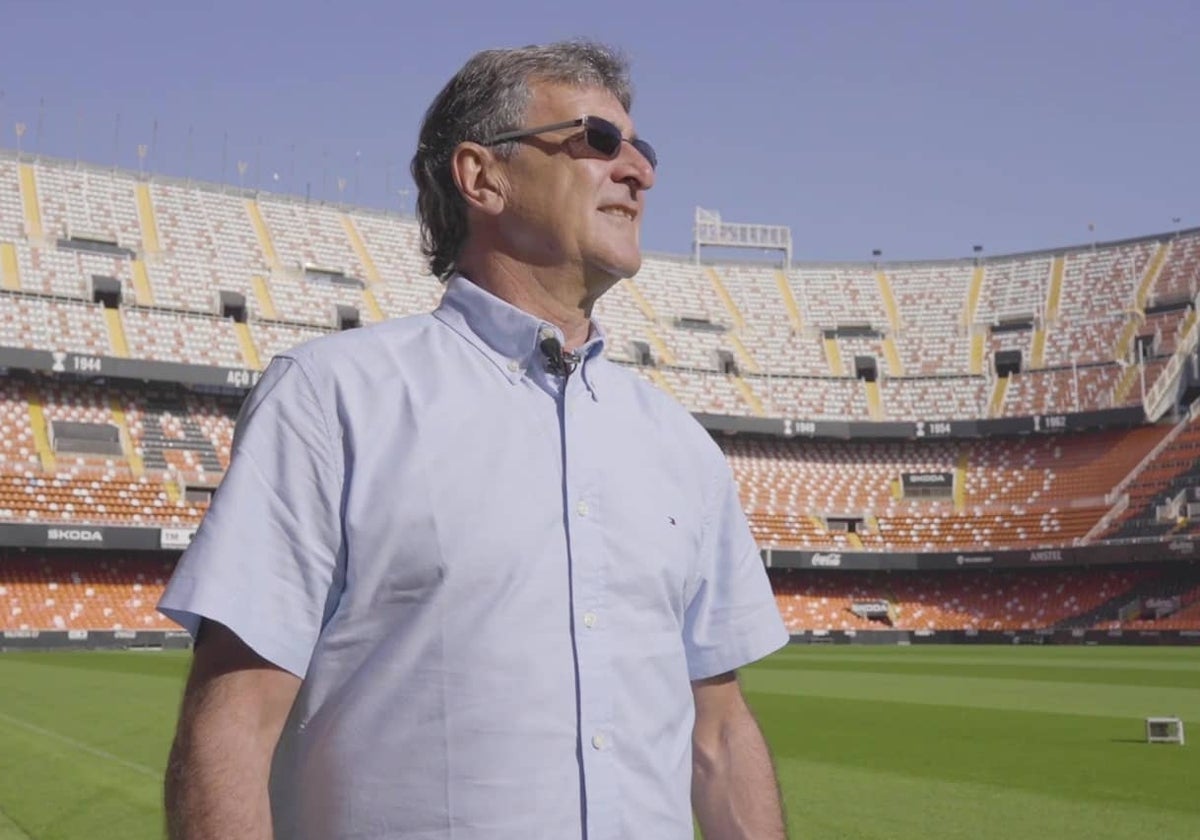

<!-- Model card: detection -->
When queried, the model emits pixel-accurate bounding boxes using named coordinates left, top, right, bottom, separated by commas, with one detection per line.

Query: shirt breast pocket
left=603, top=484, right=699, bottom=631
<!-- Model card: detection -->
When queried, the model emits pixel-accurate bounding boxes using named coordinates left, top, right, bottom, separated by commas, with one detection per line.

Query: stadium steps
left=1046, top=256, right=1064, bottom=321
left=705, top=267, right=744, bottom=330
left=864, top=380, right=883, bottom=420
left=1030, top=328, right=1047, bottom=369
left=773, top=270, right=803, bottom=330
left=251, top=275, right=280, bottom=320
left=646, top=327, right=676, bottom=366
left=26, top=392, right=56, bottom=473
left=987, top=374, right=1010, bottom=417
left=1111, top=363, right=1140, bottom=405
left=163, top=478, right=181, bottom=503
left=968, top=329, right=985, bottom=375
left=846, top=531, right=864, bottom=550
left=647, top=367, right=676, bottom=399
left=1113, top=316, right=1143, bottom=364
left=732, top=375, right=764, bottom=416
left=881, top=336, right=904, bottom=376
left=18, top=164, right=43, bottom=239
left=0, top=242, right=19, bottom=290
left=823, top=335, right=844, bottom=375
left=103, top=309, right=130, bottom=357
left=130, top=260, right=156, bottom=306
left=729, top=333, right=760, bottom=374
left=623, top=277, right=659, bottom=322
left=953, top=454, right=968, bottom=513
left=110, top=398, right=144, bottom=477
left=234, top=322, right=262, bottom=369
left=245, top=200, right=281, bottom=271
left=341, top=215, right=381, bottom=284
left=875, top=272, right=901, bottom=331
left=963, top=264, right=984, bottom=326
left=1056, top=565, right=1200, bottom=629
left=362, top=287, right=386, bottom=323
left=134, top=183, right=161, bottom=255
left=1135, top=240, right=1171, bottom=311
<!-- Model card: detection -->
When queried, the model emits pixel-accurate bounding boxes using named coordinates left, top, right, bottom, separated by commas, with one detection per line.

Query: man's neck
left=457, top=255, right=602, bottom=351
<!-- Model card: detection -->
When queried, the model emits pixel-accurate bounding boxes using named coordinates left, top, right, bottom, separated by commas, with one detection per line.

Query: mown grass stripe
left=743, top=667, right=1200, bottom=721
left=771, top=753, right=1200, bottom=839
left=0, top=711, right=158, bottom=779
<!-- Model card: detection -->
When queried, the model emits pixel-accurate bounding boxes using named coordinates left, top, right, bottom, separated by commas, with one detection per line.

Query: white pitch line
left=0, top=710, right=159, bottom=779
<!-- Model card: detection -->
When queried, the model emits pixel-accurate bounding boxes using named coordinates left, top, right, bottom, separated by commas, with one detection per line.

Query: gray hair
left=410, top=40, right=633, bottom=280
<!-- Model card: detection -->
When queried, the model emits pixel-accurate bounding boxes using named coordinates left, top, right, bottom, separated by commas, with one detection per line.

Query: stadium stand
left=3, top=151, right=1200, bottom=640
left=0, top=551, right=176, bottom=630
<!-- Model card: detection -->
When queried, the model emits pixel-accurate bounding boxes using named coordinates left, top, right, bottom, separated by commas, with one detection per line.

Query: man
left=160, top=40, right=789, bottom=839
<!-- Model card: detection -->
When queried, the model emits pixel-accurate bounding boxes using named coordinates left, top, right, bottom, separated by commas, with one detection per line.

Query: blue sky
left=1, top=0, right=1197, bottom=261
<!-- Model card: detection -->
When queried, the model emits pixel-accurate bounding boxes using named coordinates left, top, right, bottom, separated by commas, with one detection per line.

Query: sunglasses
left=481, top=115, right=657, bottom=170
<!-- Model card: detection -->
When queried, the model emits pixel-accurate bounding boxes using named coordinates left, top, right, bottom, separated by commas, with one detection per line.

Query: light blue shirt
left=159, top=275, right=787, bottom=840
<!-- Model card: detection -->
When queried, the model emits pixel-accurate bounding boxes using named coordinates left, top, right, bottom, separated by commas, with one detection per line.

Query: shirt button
left=591, top=732, right=606, bottom=750
left=582, top=611, right=597, bottom=628
left=576, top=500, right=589, bottom=517
left=507, top=359, right=521, bottom=373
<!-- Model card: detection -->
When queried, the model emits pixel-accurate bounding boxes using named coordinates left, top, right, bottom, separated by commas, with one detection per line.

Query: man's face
left=496, top=82, right=656, bottom=294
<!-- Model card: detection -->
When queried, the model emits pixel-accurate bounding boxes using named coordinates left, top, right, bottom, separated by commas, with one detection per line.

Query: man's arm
left=691, top=671, right=787, bottom=840
left=164, top=620, right=302, bottom=840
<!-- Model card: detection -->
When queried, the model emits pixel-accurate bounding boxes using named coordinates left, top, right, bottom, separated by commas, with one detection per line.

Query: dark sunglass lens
left=632, top=139, right=657, bottom=170
left=585, top=122, right=622, bottom=157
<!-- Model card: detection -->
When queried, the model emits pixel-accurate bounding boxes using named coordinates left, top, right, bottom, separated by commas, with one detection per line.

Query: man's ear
left=451, top=143, right=508, bottom=216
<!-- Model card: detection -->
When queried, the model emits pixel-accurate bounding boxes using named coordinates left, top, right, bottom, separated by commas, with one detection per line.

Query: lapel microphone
left=539, top=335, right=580, bottom=377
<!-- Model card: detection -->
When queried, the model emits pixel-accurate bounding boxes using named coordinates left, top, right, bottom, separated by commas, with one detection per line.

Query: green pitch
left=0, top=646, right=1197, bottom=839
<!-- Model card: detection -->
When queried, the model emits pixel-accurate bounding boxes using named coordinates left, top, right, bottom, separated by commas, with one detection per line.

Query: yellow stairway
left=103, top=309, right=129, bottom=357
left=1111, top=364, right=1140, bottom=405
left=362, top=287, right=386, bottom=322
left=882, top=336, right=904, bottom=376
left=1046, top=256, right=1064, bottom=322
left=0, top=243, right=19, bottom=290
left=646, top=326, right=676, bottom=366
left=823, top=335, right=844, bottom=375
left=876, top=271, right=901, bottom=331
left=963, top=265, right=984, bottom=327
left=774, top=270, right=803, bottom=330
left=109, top=398, right=144, bottom=477
left=648, top=368, right=676, bottom=399
left=342, top=215, right=382, bottom=284
left=18, top=164, right=43, bottom=239
left=27, top=393, right=56, bottom=473
left=864, top=379, right=884, bottom=420
left=988, top=375, right=1010, bottom=417
left=131, top=260, right=156, bottom=306
left=624, top=277, right=659, bottom=322
left=705, top=267, right=744, bottom=329
left=729, top=334, right=760, bottom=374
left=953, top=453, right=968, bottom=513
left=1135, top=241, right=1170, bottom=311
left=733, top=376, right=765, bottom=416
left=234, top=322, right=262, bottom=369
left=135, top=183, right=161, bottom=255
left=246, top=200, right=281, bottom=271
left=969, top=330, right=985, bottom=375
left=251, top=275, right=279, bottom=320
left=1030, top=328, right=1047, bottom=369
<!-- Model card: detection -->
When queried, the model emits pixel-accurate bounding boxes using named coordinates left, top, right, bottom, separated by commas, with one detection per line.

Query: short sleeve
left=682, top=460, right=788, bottom=680
left=158, top=356, right=344, bottom=678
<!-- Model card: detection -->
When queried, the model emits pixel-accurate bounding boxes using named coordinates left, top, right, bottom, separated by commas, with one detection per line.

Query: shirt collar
left=433, top=275, right=607, bottom=391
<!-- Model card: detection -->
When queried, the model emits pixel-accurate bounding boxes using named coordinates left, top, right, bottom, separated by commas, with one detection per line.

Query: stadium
left=0, top=147, right=1197, bottom=837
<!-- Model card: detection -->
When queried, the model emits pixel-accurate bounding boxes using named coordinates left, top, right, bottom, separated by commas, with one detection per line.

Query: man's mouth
left=599, top=206, right=637, bottom=221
